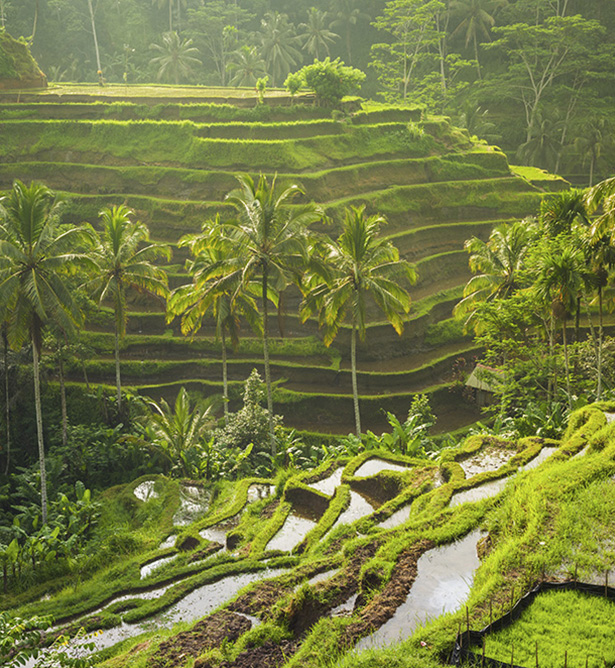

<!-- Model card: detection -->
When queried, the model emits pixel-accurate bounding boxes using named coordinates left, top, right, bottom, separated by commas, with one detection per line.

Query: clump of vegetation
left=285, top=58, right=365, bottom=107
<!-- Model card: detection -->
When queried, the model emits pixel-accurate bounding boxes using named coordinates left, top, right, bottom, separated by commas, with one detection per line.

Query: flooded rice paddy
left=355, top=529, right=484, bottom=650
left=354, top=459, right=410, bottom=477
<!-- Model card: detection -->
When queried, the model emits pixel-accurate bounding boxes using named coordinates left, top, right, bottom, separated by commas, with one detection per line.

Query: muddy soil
left=343, top=538, right=435, bottom=645
left=150, top=610, right=251, bottom=668
left=214, top=639, right=299, bottom=668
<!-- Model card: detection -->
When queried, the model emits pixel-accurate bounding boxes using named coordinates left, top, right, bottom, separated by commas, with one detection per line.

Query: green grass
left=475, top=589, right=615, bottom=668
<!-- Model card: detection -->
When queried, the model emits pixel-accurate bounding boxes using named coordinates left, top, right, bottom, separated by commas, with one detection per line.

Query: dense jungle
left=1, top=1, right=615, bottom=667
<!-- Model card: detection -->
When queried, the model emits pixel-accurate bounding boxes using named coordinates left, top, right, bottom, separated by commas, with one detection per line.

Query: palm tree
left=150, top=31, right=201, bottom=85
left=450, top=0, right=505, bottom=79
left=168, top=228, right=261, bottom=421
left=0, top=181, right=94, bottom=524
left=575, top=118, right=610, bottom=187
left=259, top=12, right=302, bottom=86
left=535, top=238, right=585, bottom=409
left=88, top=205, right=170, bottom=415
left=228, top=46, right=268, bottom=87
left=329, top=0, right=370, bottom=65
left=145, top=388, right=215, bottom=477
left=454, top=220, right=535, bottom=332
left=152, top=0, right=186, bottom=32
left=301, top=205, right=417, bottom=436
left=299, top=8, right=339, bottom=60
left=219, top=174, right=321, bottom=453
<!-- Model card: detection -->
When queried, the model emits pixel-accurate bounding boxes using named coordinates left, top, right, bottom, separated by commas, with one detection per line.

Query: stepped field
left=0, top=85, right=568, bottom=434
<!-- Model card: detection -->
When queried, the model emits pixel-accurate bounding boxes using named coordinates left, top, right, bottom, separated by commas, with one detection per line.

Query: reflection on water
left=140, top=555, right=178, bottom=579
left=378, top=503, right=413, bottom=529
left=133, top=481, right=158, bottom=502
left=331, top=491, right=375, bottom=531
left=173, top=485, right=210, bottom=526
left=521, top=447, right=557, bottom=471
left=356, top=529, right=483, bottom=650
left=354, top=459, right=410, bottom=478
left=331, top=592, right=358, bottom=616
left=309, top=469, right=344, bottom=496
left=460, top=450, right=516, bottom=478
left=450, top=478, right=509, bottom=508
left=266, top=513, right=317, bottom=552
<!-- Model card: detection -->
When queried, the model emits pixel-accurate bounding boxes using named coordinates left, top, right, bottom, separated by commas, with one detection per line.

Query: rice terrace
left=2, top=2, right=615, bottom=667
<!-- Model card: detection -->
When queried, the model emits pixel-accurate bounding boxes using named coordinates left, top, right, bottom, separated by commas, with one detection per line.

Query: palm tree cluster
left=168, top=173, right=417, bottom=453
left=148, top=6, right=346, bottom=87
left=0, top=175, right=417, bottom=526
left=0, top=182, right=170, bottom=524
left=456, top=179, right=615, bottom=415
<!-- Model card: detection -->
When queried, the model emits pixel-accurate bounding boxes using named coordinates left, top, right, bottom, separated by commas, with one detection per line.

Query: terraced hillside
left=0, top=87, right=567, bottom=434
left=5, top=402, right=615, bottom=668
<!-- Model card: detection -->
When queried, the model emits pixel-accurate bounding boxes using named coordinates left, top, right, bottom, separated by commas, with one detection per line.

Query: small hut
left=465, top=363, right=505, bottom=407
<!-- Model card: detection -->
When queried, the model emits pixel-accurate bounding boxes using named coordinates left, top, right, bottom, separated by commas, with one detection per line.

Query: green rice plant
left=474, top=589, right=615, bottom=668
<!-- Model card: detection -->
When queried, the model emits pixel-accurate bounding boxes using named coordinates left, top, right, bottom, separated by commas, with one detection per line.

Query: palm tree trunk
left=598, top=286, right=603, bottom=399
left=473, top=34, right=482, bottom=80
left=351, top=321, right=361, bottom=436
left=59, top=350, right=68, bottom=447
left=562, top=318, right=572, bottom=410
left=262, top=266, right=275, bottom=456
left=87, top=0, right=103, bottom=76
left=3, top=331, right=10, bottom=476
left=222, top=329, right=229, bottom=422
left=115, top=320, right=122, bottom=414
left=169, top=0, right=173, bottom=32
left=32, top=331, right=48, bottom=525
left=31, top=0, right=39, bottom=43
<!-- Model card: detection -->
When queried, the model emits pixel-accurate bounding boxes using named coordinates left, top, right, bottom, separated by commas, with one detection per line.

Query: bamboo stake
left=466, top=605, right=470, bottom=646
left=564, top=649, right=567, bottom=668
left=489, top=599, right=493, bottom=631
left=510, top=643, right=514, bottom=668
left=535, top=641, right=538, bottom=668
left=482, top=637, right=486, bottom=668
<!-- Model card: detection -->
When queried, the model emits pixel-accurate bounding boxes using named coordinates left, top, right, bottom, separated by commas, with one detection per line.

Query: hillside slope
left=0, top=87, right=566, bottom=433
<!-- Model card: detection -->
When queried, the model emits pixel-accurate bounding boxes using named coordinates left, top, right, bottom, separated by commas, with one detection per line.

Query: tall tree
left=168, top=229, right=261, bottom=421
left=0, top=181, right=93, bottom=524
left=302, top=205, right=416, bottom=436
left=534, top=237, right=584, bottom=409
left=330, top=0, right=370, bottom=65
left=487, top=15, right=604, bottom=143
left=298, top=8, right=339, bottom=61
left=88, top=205, right=170, bottom=415
left=150, top=31, right=201, bottom=85
left=219, top=174, right=321, bottom=454
left=455, top=220, right=535, bottom=331
left=259, top=11, right=302, bottom=86
left=228, top=46, right=267, bottom=87
left=86, top=0, right=103, bottom=79
left=450, top=0, right=503, bottom=79
left=371, top=0, right=444, bottom=100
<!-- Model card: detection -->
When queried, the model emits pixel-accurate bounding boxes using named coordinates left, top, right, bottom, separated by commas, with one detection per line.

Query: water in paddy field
left=331, top=592, right=358, bottom=617
left=331, top=490, right=376, bottom=530
left=354, top=459, right=411, bottom=477
left=159, top=534, right=177, bottom=549
left=449, top=477, right=510, bottom=508
left=355, top=529, right=484, bottom=650
left=309, top=468, right=344, bottom=496
left=247, top=483, right=274, bottom=502
left=378, top=502, right=413, bottom=529
left=520, top=446, right=558, bottom=471
left=29, top=568, right=289, bottom=666
left=133, top=480, right=158, bottom=502
left=173, top=485, right=211, bottom=526
left=266, top=513, right=318, bottom=552
left=459, top=449, right=517, bottom=478
left=140, top=554, right=178, bottom=579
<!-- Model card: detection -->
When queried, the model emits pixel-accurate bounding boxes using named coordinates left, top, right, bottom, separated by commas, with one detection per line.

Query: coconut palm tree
left=301, top=205, right=417, bottom=436
left=329, top=0, right=370, bottom=65
left=455, top=219, right=536, bottom=332
left=217, top=174, right=321, bottom=454
left=299, top=8, right=339, bottom=60
left=0, top=181, right=94, bottom=523
left=88, top=205, right=170, bottom=415
left=168, top=228, right=261, bottom=421
left=228, top=46, right=268, bottom=87
left=150, top=31, right=201, bottom=85
left=535, top=238, right=585, bottom=409
left=450, top=0, right=503, bottom=79
left=259, top=12, right=302, bottom=86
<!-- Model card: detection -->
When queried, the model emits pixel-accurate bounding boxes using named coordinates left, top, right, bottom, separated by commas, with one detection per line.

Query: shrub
left=285, top=58, right=366, bottom=107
